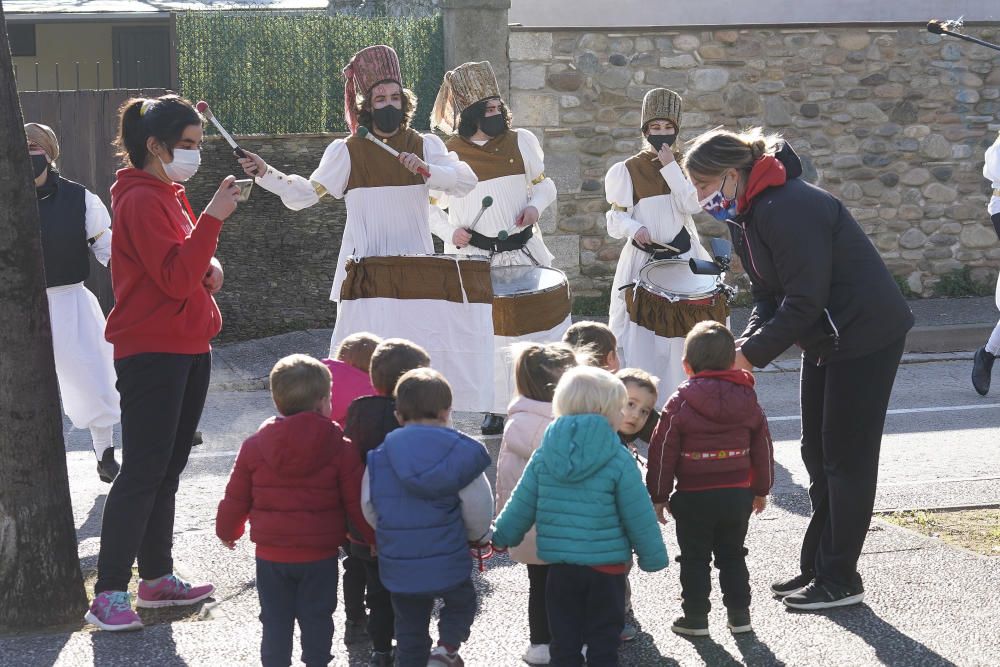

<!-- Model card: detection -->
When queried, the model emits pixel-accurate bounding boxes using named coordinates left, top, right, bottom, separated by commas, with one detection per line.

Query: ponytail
left=682, top=126, right=783, bottom=179
left=115, top=94, right=201, bottom=169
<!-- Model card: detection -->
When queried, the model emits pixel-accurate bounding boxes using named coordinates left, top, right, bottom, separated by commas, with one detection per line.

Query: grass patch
left=883, top=507, right=1000, bottom=556
left=894, top=274, right=918, bottom=299
left=932, top=267, right=995, bottom=298
left=573, top=292, right=610, bottom=316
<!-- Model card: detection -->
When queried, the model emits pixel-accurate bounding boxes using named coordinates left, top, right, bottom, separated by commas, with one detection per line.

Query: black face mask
left=31, top=153, right=49, bottom=178
left=372, top=105, right=403, bottom=134
left=479, top=114, right=506, bottom=138
left=647, top=134, right=677, bottom=151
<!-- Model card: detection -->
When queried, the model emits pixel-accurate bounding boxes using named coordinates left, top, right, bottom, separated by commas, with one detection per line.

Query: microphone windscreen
left=926, top=20, right=945, bottom=35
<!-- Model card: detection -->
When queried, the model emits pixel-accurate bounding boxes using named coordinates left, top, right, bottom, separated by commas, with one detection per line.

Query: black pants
left=363, top=556, right=394, bottom=652
left=547, top=564, right=626, bottom=667
left=527, top=564, right=551, bottom=645
left=799, top=337, right=905, bottom=587
left=671, top=488, right=754, bottom=616
left=342, top=550, right=367, bottom=622
left=256, top=556, right=338, bottom=667
left=391, top=578, right=477, bottom=667
left=95, top=352, right=211, bottom=593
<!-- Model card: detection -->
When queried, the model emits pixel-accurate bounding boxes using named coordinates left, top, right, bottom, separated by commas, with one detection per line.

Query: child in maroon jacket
left=646, top=321, right=773, bottom=637
left=342, top=338, right=431, bottom=667
left=216, top=354, right=374, bottom=667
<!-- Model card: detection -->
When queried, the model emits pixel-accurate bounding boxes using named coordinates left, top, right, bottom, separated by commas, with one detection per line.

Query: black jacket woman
left=683, top=128, right=913, bottom=611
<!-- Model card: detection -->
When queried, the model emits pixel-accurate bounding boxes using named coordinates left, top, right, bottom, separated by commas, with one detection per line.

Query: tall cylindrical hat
left=342, top=45, right=403, bottom=134
left=431, top=61, right=501, bottom=135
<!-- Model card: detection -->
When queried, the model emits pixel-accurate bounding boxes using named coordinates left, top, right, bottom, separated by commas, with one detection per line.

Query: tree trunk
left=0, top=0, right=88, bottom=630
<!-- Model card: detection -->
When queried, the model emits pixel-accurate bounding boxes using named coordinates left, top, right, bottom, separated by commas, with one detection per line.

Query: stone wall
left=509, top=25, right=1000, bottom=298
left=186, top=134, right=348, bottom=343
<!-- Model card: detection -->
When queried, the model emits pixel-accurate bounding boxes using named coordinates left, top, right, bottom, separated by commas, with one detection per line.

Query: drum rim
left=491, top=265, right=569, bottom=299
left=637, top=258, right=721, bottom=300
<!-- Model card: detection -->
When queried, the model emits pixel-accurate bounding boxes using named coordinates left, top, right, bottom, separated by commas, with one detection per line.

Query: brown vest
left=624, top=151, right=671, bottom=205
left=445, top=131, right=525, bottom=183
left=345, top=128, right=426, bottom=191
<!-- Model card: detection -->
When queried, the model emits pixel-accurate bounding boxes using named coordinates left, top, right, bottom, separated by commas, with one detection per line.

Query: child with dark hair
left=216, top=354, right=373, bottom=667
left=342, top=338, right=431, bottom=667
left=86, top=94, right=241, bottom=632
left=647, top=321, right=774, bottom=636
left=362, top=368, right=494, bottom=667
left=563, top=320, right=621, bottom=372
left=495, top=342, right=579, bottom=665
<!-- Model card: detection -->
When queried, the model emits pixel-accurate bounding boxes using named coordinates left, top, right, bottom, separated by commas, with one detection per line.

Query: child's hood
left=253, top=411, right=339, bottom=477
left=677, top=369, right=759, bottom=425
left=382, top=425, right=490, bottom=498
left=540, top=414, right=621, bottom=483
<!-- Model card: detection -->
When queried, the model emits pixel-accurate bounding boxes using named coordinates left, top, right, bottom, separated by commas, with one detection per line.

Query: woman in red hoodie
left=85, top=94, right=241, bottom=632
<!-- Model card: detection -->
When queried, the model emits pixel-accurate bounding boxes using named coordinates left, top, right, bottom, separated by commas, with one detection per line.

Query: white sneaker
left=522, top=643, right=550, bottom=665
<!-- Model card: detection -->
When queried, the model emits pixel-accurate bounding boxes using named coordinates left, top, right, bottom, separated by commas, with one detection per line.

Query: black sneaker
left=97, top=448, right=120, bottom=484
left=727, top=608, right=752, bottom=634
left=480, top=413, right=504, bottom=436
left=972, top=347, right=995, bottom=396
left=783, top=579, right=864, bottom=611
left=770, top=572, right=814, bottom=598
left=671, top=614, right=709, bottom=636
left=369, top=649, right=394, bottom=667
left=343, top=617, right=369, bottom=645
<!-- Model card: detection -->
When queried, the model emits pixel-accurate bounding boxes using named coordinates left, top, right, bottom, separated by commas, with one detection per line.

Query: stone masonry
left=509, top=26, right=1000, bottom=298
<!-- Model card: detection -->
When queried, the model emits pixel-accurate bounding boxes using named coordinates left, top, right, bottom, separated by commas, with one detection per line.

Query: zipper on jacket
left=816, top=309, right=841, bottom=366
left=729, top=218, right=764, bottom=284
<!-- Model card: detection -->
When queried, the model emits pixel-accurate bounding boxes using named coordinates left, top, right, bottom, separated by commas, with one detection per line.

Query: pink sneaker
left=85, top=591, right=144, bottom=631
left=136, top=574, right=215, bottom=609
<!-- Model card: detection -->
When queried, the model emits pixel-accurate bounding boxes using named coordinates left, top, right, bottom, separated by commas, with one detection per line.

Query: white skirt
left=492, top=314, right=573, bottom=415
left=331, top=297, right=494, bottom=413
left=46, top=283, right=120, bottom=429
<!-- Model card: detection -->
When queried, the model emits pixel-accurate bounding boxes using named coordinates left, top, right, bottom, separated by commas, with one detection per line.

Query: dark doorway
left=112, top=26, right=171, bottom=89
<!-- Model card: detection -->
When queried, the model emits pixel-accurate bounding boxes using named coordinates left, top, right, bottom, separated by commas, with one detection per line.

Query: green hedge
left=176, top=12, right=444, bottom=135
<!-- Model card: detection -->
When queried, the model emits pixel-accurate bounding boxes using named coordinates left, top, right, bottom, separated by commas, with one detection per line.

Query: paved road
left=5, top=358, right=999, bottom=666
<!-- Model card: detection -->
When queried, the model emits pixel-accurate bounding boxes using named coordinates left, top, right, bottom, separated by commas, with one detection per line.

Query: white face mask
left=160, top=148, right=201, bottom=182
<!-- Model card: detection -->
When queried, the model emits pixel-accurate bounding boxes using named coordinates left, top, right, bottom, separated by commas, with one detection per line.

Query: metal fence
left=176, top=10, right=445, bottom=135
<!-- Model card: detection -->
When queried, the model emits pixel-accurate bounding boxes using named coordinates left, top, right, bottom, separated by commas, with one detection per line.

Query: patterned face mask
left=699, top=175, right=738, bottom=222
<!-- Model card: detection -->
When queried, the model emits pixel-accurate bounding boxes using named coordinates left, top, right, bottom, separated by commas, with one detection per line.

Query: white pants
left=47, top=283, right=120, bottom=447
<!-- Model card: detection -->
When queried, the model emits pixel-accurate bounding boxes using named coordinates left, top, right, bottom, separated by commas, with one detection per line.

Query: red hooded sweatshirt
left=215, top=411, right=375, bottom=563
left=646, top=369, right=774, bottom=502
left=106, top=168, right=223, bottom=358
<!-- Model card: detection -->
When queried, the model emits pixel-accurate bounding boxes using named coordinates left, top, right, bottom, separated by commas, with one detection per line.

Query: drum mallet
left=467, top=196, right=493, bottom=232
left=356, top=126, right=431, bottom=178
left=196, top=101, right=257, bottom=175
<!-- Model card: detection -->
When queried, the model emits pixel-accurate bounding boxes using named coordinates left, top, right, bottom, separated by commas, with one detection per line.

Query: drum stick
left=467, top=196, right=493, bottom=231
left=356, top=127, right=432, bottom=178
left=196, top=101, right=257, bottom=175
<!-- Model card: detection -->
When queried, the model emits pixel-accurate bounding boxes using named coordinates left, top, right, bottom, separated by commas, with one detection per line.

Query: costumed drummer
left=604, top=88, right=714, bottom=405
left=971, top=129, right=1000, bottom=396
left=238, top=45, right=478, bottom=351
left=27, top=122, right=121, bottom=484
left=428, top=60, right=566, bottom=435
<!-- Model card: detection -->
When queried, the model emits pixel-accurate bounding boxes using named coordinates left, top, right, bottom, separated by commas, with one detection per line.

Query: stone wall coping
left=508, top=22, right=999, bottom=33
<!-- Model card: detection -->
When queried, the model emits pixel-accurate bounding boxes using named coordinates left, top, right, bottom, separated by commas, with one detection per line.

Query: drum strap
left=632, top=227, right=691, bottom=259
left=468, top=224, right=535, bottom=253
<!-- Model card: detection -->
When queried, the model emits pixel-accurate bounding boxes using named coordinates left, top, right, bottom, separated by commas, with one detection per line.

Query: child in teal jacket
left=493, top=366, right=667, bottom=666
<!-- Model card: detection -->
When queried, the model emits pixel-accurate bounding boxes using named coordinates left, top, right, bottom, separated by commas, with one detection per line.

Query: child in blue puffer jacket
left=493, top=366, right=668, bottom=666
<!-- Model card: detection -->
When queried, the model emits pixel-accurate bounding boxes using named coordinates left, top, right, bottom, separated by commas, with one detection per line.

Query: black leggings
left=798, top=337, right=905, bottom=587
left=95, top=352, right=211, bottom=593
left=527, top=564, right=551, bottom=645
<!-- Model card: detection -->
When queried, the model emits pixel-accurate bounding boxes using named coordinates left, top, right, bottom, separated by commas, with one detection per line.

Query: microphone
left=467, top=196, right=493, bottom=231
left=926, top=20, right=946, bottom=35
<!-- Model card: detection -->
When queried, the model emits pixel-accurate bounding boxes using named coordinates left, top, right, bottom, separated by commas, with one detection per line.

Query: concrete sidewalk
left=210, top=296, right=999, bottom=390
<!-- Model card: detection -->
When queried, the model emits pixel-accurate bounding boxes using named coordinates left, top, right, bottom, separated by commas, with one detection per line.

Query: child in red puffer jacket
left=646, top=321, right=774, bottom=638
left=216, top=354, right=374, bottom=667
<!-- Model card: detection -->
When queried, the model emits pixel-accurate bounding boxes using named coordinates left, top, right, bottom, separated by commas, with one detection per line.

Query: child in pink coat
left=323, top=332, right=381, bottom=428
left=495, top=342, right=579, bottom=666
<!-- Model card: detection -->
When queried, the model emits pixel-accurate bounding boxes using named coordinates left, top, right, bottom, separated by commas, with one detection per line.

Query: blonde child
left=493, top=366, right=667, bottom=665
left=563, top=320, right=621, bottom=371
left=495, top=342, right=579, bottom=666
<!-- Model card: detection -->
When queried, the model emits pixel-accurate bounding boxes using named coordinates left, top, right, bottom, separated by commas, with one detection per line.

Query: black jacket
left=731, top=144, right=914, bottom=367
